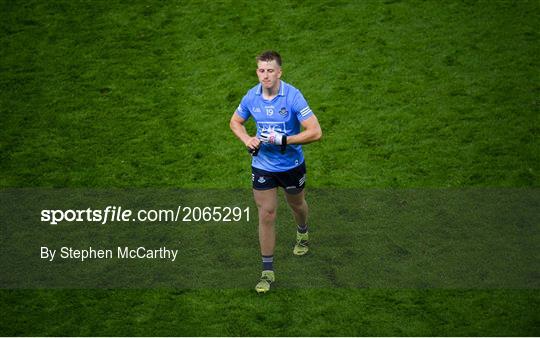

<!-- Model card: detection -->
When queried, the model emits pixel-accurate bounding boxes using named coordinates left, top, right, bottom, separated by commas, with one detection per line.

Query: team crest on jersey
left=258, top=176, right=266, bottom=184
left=279, top=107, right=288, bottom=117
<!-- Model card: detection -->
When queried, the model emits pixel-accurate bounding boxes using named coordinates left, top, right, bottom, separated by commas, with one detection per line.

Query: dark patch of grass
left=1, top=289, right=539, bottom=336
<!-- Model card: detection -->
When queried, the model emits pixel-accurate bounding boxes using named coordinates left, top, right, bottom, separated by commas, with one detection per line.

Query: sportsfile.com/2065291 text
left=40, top=206, right=251, bottom=225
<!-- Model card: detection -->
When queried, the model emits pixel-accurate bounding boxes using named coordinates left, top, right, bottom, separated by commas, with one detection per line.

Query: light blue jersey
left=236, top=80, right=314, bottom=172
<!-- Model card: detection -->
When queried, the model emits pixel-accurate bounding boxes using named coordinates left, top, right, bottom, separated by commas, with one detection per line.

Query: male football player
left=230, top=51, right=322, bottom=293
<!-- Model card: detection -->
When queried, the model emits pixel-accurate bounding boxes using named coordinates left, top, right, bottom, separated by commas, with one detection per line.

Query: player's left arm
left=287, top=115, right=322, bottom=145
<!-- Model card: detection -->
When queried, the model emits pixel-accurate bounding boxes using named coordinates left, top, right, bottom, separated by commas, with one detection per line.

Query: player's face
left=256, top=60, right=282, bottom=91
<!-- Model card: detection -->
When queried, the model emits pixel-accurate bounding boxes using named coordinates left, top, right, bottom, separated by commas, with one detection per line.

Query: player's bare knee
left=259, top=207, right=277, bottom=222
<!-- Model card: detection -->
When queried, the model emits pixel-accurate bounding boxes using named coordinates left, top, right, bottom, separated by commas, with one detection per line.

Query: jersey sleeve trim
left=292, top=90, right=314, bottom=121
left=299, top=106, right=313, bottom=117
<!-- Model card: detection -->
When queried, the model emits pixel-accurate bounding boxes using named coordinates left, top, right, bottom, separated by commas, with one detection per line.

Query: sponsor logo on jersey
left=253, top=107, right=261, bottom=113
left=257, top=122, right=286, bottom=135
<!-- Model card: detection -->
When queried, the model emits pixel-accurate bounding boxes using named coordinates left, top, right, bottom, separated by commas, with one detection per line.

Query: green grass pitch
left=1, top=0, right=539, bottom=336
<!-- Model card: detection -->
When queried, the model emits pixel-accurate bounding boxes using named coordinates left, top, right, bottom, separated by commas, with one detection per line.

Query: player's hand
left=245, top=137, right=261, bottom=155
left=259, top=129, right=287, bottom=146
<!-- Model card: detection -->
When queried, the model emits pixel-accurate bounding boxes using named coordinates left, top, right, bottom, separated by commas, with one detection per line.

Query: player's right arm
left=230, top=112, right=260, bottom=151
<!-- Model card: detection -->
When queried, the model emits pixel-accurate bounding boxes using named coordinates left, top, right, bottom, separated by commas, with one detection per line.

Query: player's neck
left=262, top=82, right=280, bottom=100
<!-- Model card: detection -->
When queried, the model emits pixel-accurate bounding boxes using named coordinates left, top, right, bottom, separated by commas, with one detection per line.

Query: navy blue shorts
left=252, top=162, right=306, bottom=194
